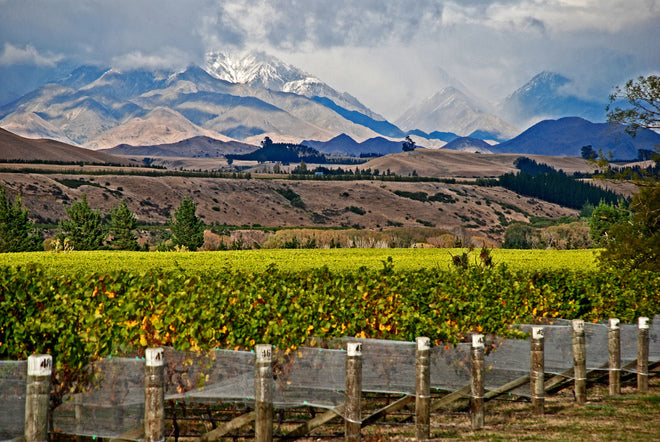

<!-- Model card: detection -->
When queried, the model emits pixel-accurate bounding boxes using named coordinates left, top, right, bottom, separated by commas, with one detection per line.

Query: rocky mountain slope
left=3, top=169, right=578, bottom=244
left=0, top=63, right=382, bottom=149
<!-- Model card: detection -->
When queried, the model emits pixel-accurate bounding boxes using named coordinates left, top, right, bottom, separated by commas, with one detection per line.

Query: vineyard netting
left=1, top=317, right=658, bottom=440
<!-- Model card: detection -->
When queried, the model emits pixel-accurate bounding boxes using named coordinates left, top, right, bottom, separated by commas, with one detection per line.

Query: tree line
left=0, top=186, right=205, bottom=252
left=498, top=171, right=623, bottom=210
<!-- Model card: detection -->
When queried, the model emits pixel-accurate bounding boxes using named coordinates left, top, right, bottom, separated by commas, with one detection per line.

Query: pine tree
left=58, top=193, right=106, bottom=250
left=109, top=199, right=139, bottom=250
left=0, top=184, right=43, bottom=252
left=169, top=196, right=204, bottom=251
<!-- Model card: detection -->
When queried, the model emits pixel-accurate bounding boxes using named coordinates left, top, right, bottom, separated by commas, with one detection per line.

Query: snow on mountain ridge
left=206, top=51, right=311, bottom=91
left=205, top=51, right=386, bottom=121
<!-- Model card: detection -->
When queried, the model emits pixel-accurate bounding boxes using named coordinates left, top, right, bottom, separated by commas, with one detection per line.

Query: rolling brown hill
left=2, top=171, right=578, bottom=245
left=362, top=149, right=598, bottom=178
left=0, top=128, right=134, bottom=165
left=0, top=133, right=628, bottom=246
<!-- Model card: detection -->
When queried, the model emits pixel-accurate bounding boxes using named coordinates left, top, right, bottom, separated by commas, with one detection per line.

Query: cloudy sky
left=1, top=0, right=659, bottom=120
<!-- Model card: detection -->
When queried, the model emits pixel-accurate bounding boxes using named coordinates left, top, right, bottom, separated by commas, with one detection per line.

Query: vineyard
left=0, top=249, right=657, bottom=370
left=0, top=247, right=598, bottom=274
left=1, top=248, right=659, bottom=440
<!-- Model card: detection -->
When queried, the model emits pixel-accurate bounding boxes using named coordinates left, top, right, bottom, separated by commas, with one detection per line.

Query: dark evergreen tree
left=58, top=193, right=106, bottom=250
left=502, top=223, right=537, bottom=249
left=589, top=201, right=629, bottom=247
left=109, top=199, right=139, bottom=251
left=402, top=136, right=416, bottom=152
left=599, top=184, right=659, bottom=271
left=0, top=184, right=43, bottom=252
left=581, top=145, right=597, bottom=160
left=169, top=196, right=205, bottom=251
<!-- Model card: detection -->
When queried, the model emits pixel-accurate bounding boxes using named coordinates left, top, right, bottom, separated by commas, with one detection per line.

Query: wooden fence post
left=25, top=354, right=52, bottom=442
left=345, top=342, right=362, bottom=442
left=145, top=348, right=165, bottom=442
left=572, top=319, right=586, bottom=405
left=255, top=344, right=273, bottom=442
left=470, top=334, right=485, bottom=430
left=608, top=318, right=621, bottom=396
left=638, top=317, right=650, bottom=392
left=530, top=327, right=545, bottom=415
left=415, top=337, right=431, bottom=441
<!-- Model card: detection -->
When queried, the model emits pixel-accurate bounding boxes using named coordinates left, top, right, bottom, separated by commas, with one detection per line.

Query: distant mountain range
left=442, top=137, right=494, bottom=154
left=302, top=134, right=404, bottom=157
left=0, top=63, right=384, bottom=149
left=491, top=117, right=660, bottom=159
left=0, top=50, right=639, bottom=159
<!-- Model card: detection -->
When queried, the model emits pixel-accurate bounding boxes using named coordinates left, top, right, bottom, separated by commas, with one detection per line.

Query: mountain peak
left=500, top=71, right=606, bottom=127
left=205, top=50, right=313, bottom=90
left=396, top=86, right=519, bottom=141
left=204, top=50, right=384, bottom=121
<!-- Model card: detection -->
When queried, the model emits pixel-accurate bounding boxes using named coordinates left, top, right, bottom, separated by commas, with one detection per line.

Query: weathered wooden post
left=470, top=334, right=485, bottom=430
left=608, top=318, right=621, bottom=396
left=530, top=326, right=545, bottom=415
left=415, top=337, right=431, bottom=441
left=255, top=344, right=274, bottom=442
left=638, top=317, right=650, bottom=392
left=345, top=342, right=362, bottom=442
left=25, top=354, right=52, bottom=442
left=572, top=319, right=587, bottom=405
left=145, top=348, right=165, bottom=442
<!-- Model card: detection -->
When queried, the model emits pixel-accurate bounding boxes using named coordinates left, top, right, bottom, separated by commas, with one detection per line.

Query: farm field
left=0, top=247, right=598, bottom=275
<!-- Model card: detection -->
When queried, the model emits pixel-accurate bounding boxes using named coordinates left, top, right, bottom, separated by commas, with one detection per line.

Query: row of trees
left=498, top=170, right=622, bottom=210
left=0, top=188, right=206, bottom=252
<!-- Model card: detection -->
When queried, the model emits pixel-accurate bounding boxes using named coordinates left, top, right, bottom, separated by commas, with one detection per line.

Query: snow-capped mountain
left=499, top=71, right=606, bottom=128
left=205, top=51, right=386, bottom=122
left=396, top=87, right=519, bottom=141
left=0, top=63, right=382, bottom=149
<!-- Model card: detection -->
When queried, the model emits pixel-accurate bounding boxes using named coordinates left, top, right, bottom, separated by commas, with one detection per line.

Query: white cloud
left=110, top=48, right=193, bottom=72
left=0, top=43, right=63, bottom=67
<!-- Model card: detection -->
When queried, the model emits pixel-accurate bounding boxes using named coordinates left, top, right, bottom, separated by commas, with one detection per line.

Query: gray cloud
left=0, top=0, right=658, bottom=119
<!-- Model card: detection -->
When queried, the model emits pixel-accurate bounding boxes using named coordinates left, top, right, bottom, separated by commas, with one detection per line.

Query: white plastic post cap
left=145, top=348, right=164, bottom=367
left=532, top=327, right=544, bottom=340
left=639, top=317, right=650, bottom=329
left=256, top=344, right=273, bottom=363
left=472, top=334, right=484, bottom=348
left=609, top=318, right=620, bottom=329
left=572, top=319, right=585, bottom=332
left=416, top=337, right=431, bottom=351
left=28, top=355, right=52, bottom=376
left=347, top=342, right=362, bottom=356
